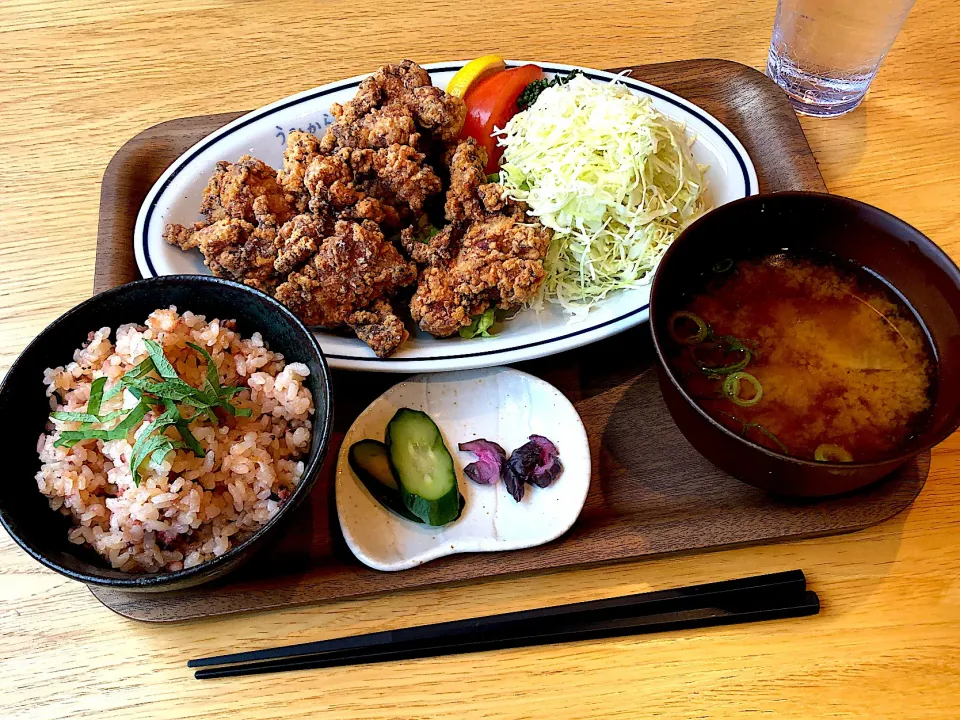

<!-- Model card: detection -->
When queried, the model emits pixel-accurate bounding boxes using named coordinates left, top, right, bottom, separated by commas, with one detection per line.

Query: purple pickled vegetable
left=503, top=463, right=526, bottom=502
left=504, top=434, right=564, bottom=500
left=458, top=439, right=507, bottom=486
left=526, top=434, right=563, bottom=488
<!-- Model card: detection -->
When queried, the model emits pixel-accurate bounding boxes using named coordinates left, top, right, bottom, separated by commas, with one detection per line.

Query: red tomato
left=461, top=64, right=544, bottom=174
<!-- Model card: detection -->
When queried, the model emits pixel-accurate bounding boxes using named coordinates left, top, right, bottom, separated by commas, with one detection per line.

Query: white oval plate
left=135, top=61, right=758, bottom=372
left=334, top=368, right=590, bottom=571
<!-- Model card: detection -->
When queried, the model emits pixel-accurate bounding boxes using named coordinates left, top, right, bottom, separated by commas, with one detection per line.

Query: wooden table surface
left=2, top=1, right=959, bottom=718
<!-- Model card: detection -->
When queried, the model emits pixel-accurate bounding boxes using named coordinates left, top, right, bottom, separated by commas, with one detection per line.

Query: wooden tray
left=89, top=59, right=926, bottom=623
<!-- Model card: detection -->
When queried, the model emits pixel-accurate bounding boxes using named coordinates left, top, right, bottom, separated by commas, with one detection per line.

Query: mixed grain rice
left=36, top=307, right=314, bottom=572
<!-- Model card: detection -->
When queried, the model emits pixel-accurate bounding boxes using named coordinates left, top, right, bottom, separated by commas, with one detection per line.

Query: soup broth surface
left=670, top=253, right=935, bottom=462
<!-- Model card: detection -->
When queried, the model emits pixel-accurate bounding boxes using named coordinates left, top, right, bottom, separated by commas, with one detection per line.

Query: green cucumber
left=348, top=440, right=423, bottom=523
left=385, top=408, right=463, bottom=526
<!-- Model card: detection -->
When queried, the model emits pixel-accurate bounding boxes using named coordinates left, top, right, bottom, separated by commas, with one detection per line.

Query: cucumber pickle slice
left=386, top=408, right=464, bottom=526
left=348, top=439, right=423, bottom=523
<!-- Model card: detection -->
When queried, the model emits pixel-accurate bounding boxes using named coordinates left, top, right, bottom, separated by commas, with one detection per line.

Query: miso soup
left=667, top=252, right=935, bottom=463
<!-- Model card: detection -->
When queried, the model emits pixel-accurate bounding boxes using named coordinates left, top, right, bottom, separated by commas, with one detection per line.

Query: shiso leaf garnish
left=51, top=410, right=110, bottom=424
left=186, top=342, right=252, bottom=417
left=186, top=342, right=222, bottom=395
left=54, top=429, right=115, bottom=447
left=49, top=337, right=253, bottom=483
left=176, top=421, right=205, bottom=457
left=86, top=377, right=107, bottom=417
left=144, top=338, right=179, bottom=379
left=123, top=376, right=216, bottom=403
left=516, top=69, right=583, bottom=110
left=102, top=357, right=155, bottom=402
left=53, top=402, right=152, bottom=449
left=131, top=434, right=185, bottom=487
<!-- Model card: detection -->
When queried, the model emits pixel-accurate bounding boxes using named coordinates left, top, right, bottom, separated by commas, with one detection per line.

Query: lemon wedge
left=447, top=55, right=506, bottom=98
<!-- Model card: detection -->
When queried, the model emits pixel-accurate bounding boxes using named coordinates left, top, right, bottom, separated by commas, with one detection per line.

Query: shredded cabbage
left=497, top=73, right=708, bottom=317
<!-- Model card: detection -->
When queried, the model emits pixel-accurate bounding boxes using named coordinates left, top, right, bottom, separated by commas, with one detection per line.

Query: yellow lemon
left=447, top=55, right=506, bottom=98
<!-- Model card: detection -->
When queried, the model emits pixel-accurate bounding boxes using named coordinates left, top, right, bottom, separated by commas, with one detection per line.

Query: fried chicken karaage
left=163, top=154, right=293, bottom=291
left=277, top=131, right=323, bottom=214
left=321, top=60, right=465, bottom=152
left=409, top=139, right=552, bottom=337
left=200, top=155, right=294, bottom=226
left=164, top=60, right=551, bottom=357
left=274, top=219, right=416, bottom=329
left=163, top=217, right=281, bottom=293
left=346, top=299, right=410, bottom=358
left=279, top=59, right=459, bottom=230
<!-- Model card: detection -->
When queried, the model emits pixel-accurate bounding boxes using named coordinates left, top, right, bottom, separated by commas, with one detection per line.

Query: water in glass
left=767, top=0, right=915, bottom=117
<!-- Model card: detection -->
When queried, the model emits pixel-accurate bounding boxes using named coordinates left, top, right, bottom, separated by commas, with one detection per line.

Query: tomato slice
left=461, top=64, right=544, bottom=174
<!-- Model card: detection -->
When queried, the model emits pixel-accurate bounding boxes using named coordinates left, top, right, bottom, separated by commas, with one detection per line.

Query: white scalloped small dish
left=335, top=367, right=591, bottom=571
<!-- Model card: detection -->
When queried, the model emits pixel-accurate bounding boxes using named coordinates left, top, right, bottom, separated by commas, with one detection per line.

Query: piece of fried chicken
left=163, top=218, right=281, bottom=293
left=277, top=132, right=442, bottom=230
left=409, top=139, right=552, bottom=337
left=322, top=60, right=466, bottom=152
left=277, top=131, right=323, bottom=214
left=273, top=213, right=327, bottom=275
left=200, top=155, right=294, bottom=226
left=346, top=299, right=410, bottom=358
left=276, top=60, right=462, bottom=231
left=274, top=219, right=417, bottom=329
left=278, top=61, right=464, bottom=226
left=163, top=155, right=294, bottom=291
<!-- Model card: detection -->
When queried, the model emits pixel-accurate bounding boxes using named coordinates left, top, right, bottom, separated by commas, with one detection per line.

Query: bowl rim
left=0, top=274, right=334, bottom=589
left=649, top=190, right=960, bottom=471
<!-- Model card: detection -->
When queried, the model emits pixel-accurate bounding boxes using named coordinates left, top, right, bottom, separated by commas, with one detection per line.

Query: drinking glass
left=766, top=0, right=915, bottom=117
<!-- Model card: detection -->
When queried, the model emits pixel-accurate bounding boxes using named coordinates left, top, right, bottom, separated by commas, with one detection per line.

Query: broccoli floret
left=516, top=70, right=583, bottom=110
left=517, top=79, right=551, bottom=110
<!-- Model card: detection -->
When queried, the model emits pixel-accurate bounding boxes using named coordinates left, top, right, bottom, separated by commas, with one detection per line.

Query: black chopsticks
left=189, top=570, right=818, bottom=679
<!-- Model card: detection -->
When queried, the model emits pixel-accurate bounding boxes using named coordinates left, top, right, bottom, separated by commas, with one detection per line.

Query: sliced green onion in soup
left=815, top=444, right=853, bottom=462
left=668, top=311, right=710, bottom=345
left=714, top=410, right=787, bottom=454
left=743, top=422, right=789, bottom=454
left=722, top=371, right=763, bottom=407
left=692, top=335, right=752, bottom=375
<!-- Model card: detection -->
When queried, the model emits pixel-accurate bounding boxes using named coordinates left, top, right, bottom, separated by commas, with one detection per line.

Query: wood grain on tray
left=91, top=354, right=928, bottom=621
left=86, top=59, right=917, bottom=624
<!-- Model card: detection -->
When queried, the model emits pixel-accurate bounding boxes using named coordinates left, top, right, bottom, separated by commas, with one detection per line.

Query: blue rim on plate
left=138, top=63, right=757, bottom=365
